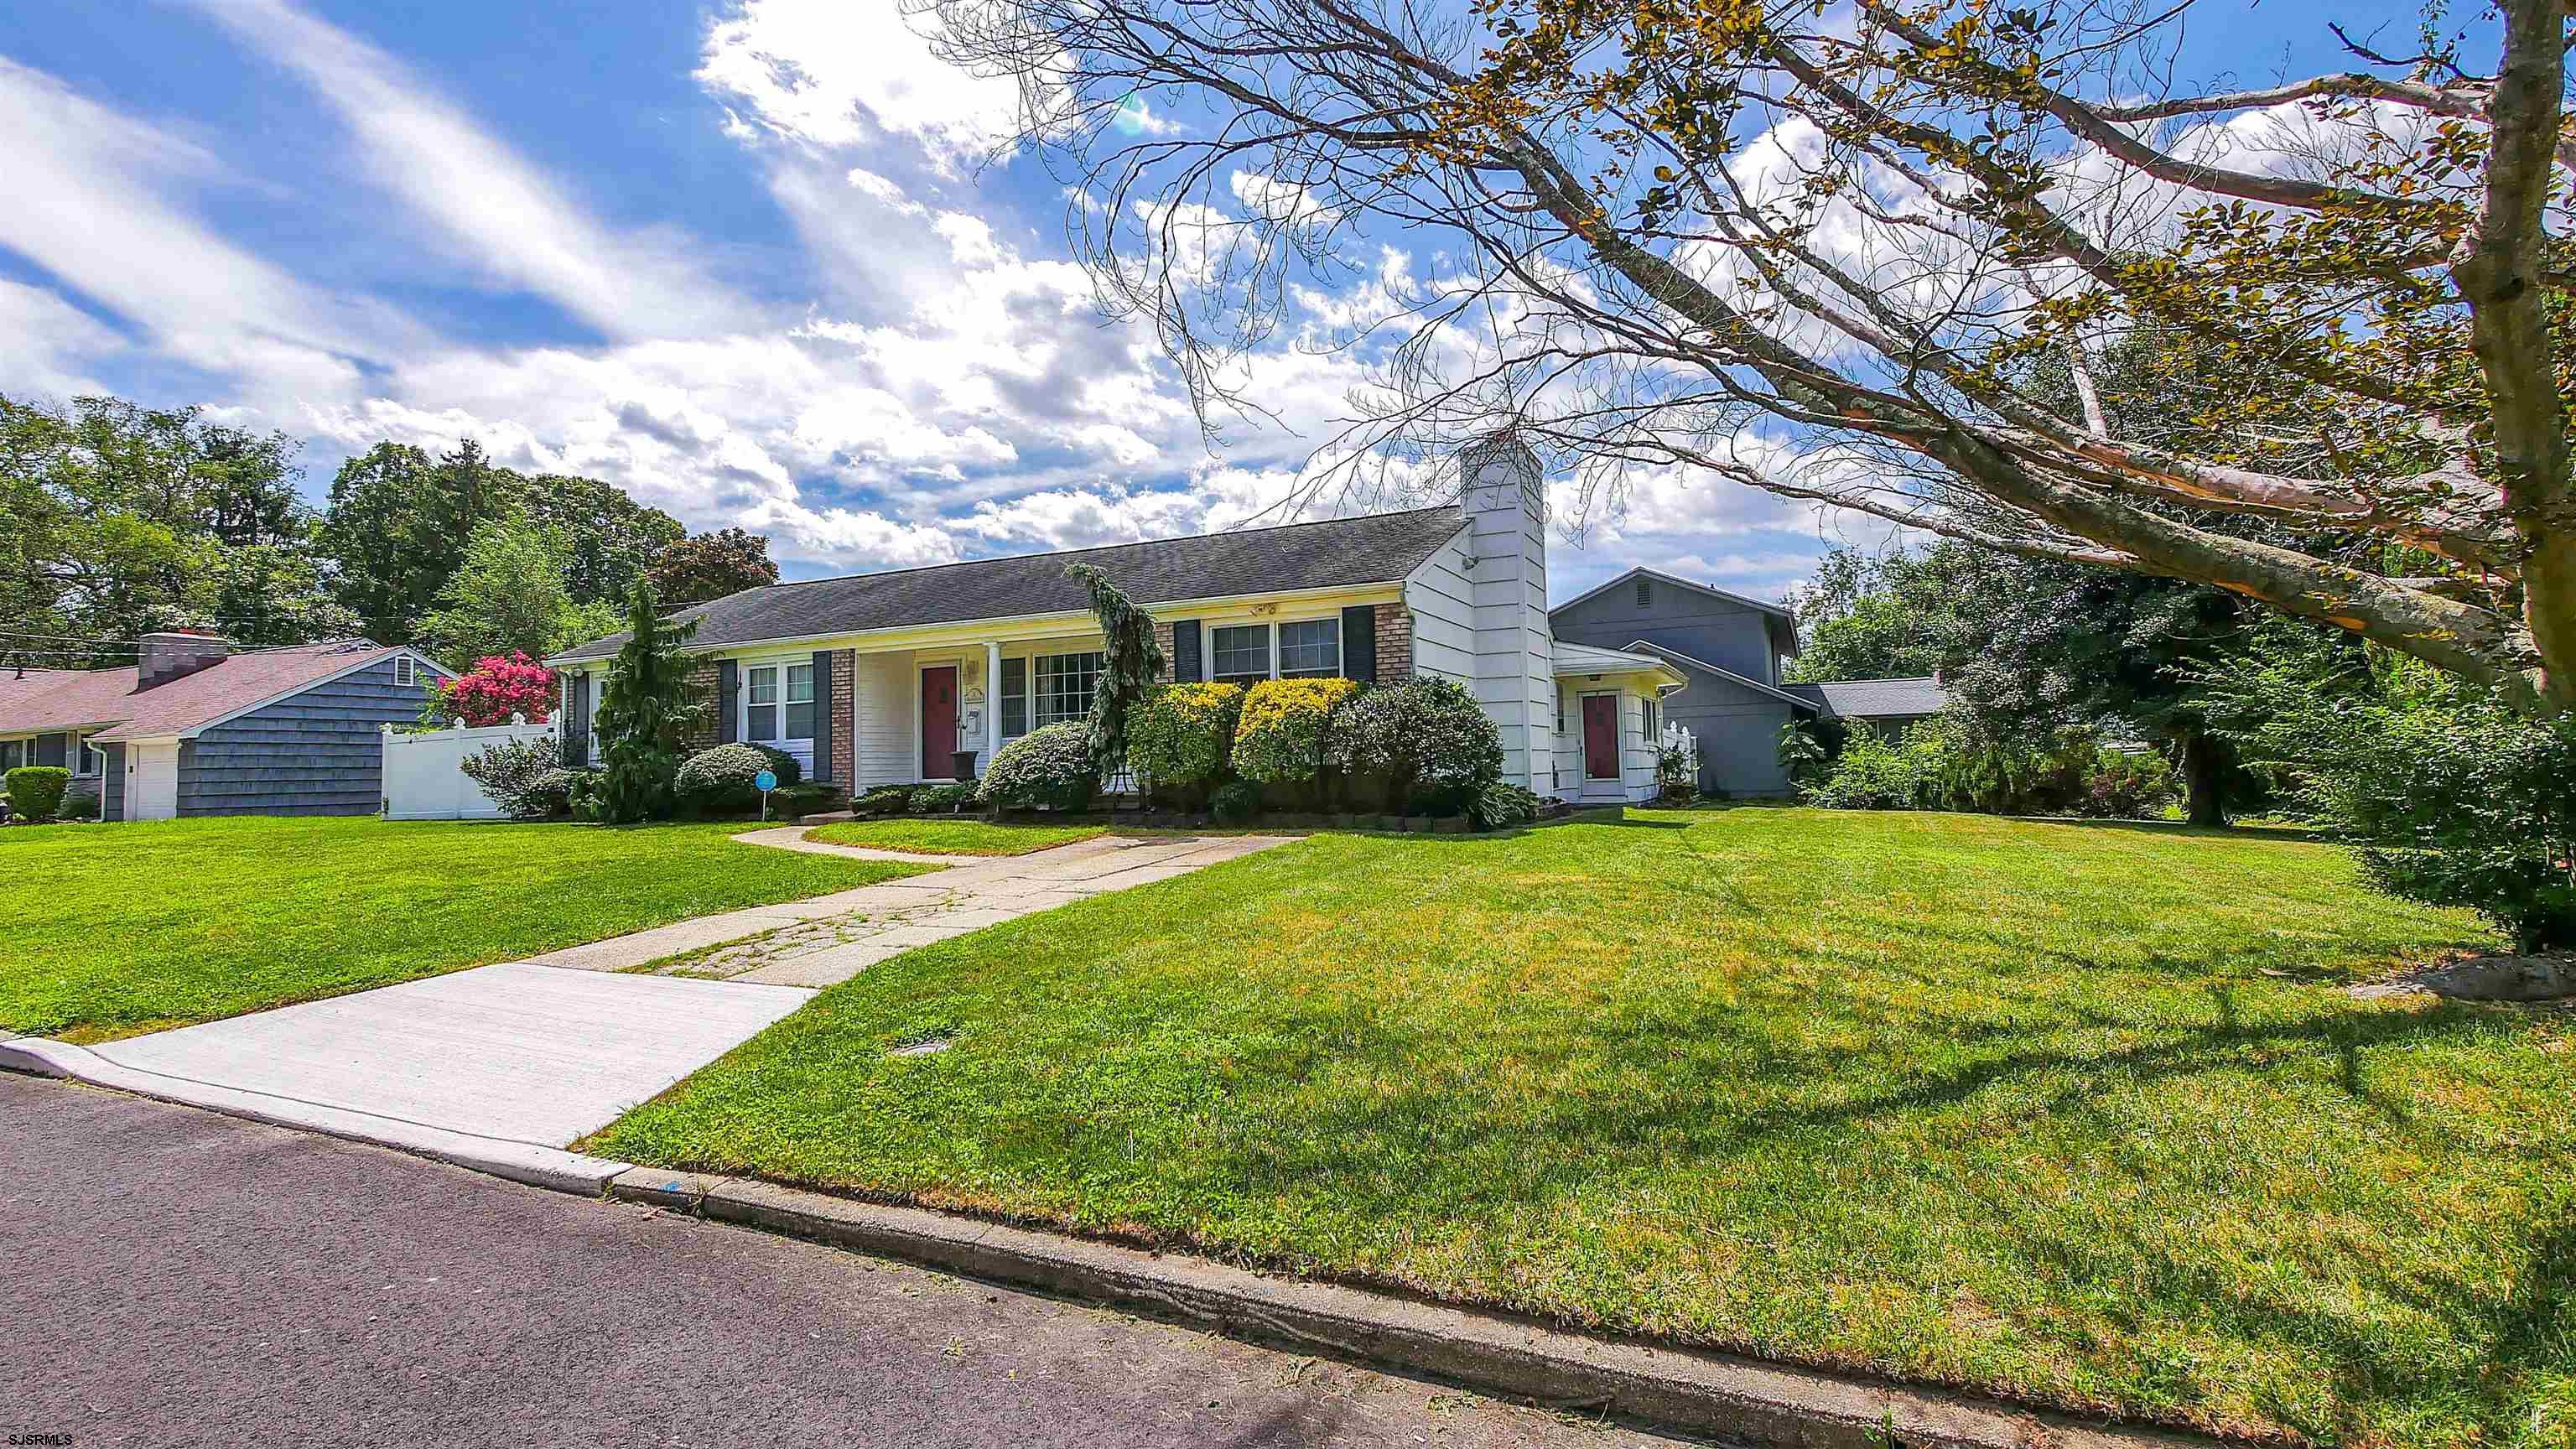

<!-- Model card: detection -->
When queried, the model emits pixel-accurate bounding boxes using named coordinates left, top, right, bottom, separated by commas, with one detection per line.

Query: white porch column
left=984, top=640, right=1003, bottom=765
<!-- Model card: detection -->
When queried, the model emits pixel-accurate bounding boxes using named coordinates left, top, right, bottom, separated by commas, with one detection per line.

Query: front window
left=784, top=663, right=815, bottom=740
left=745, top=664, right=781, bottom=741
left=1034, top=651, right=1105, bottom=728
left=1277, top=619, right=1341, bottom=678
left=77, top=739, right=104, bottom=778
left=0, top=740, right=21, bottom=771
left=1211, top=625, right=1270, bottom=686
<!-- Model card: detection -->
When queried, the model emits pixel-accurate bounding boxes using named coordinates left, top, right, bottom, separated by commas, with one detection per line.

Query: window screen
left=745, top=665, right=780, bottom=741
left=1211, top=625, right=1270, bottom=685
left=1277, top=619, right=1340, bottom=678
left=1000, top=657, right=1027, bottom=736
left=1035, top=652, right=1105, bottom=728
left=393, top=655, right=416, bottom=687
left=784, top=663, right=815, bottom=740
left=1633, top=577, right=1652, bottom=607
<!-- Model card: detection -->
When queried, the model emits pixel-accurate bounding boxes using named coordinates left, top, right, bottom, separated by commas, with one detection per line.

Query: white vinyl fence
left=382, top=719, right=556, bottom=821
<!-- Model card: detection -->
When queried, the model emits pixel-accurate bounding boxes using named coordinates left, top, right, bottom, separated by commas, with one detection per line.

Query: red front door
left=1581, top=694, right=1618, bottom=780
left=922, top=667, right=957, bottom=778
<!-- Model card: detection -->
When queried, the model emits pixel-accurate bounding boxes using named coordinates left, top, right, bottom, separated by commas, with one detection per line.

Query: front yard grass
left=803, top=818, right=1107, bottom=856
left=0, top=817, right=929, bottom=1041
left=587, top=808, right=2573, bottom=1447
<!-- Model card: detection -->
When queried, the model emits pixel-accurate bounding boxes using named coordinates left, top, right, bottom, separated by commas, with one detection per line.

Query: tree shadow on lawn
left=1171, top=994, right=2543, bottom=1431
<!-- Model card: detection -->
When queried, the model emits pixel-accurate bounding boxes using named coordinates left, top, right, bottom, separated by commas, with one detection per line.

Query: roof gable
left=553, top=506, right=1470, bottom=662
left=1552, top=566, right=1793, bottom=622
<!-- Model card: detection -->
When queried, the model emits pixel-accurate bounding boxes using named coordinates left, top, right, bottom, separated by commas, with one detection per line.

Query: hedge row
left=981, top=673, right=1506, bottom=818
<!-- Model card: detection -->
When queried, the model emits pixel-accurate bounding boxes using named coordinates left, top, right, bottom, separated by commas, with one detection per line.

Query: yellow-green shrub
left=1129, top=682, right=1244, bottom=805
left=1233, top=677, right=1361, bottom=794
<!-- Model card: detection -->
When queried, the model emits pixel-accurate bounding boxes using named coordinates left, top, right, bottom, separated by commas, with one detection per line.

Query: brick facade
left=1374, top=605, right=1414, bottom=685
left=826, top=647, right=855, bottom=787
left=681, top=657, right=722, bottom=753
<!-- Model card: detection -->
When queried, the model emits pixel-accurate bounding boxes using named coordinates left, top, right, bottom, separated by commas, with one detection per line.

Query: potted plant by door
left=952, top=748, right=979, bottom=782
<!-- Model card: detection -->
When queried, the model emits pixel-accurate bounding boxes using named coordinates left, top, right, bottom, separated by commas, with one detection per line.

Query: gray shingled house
left=0, top=634, right=449, bottom=820
left=1550, top=566, right=1950, bottom=797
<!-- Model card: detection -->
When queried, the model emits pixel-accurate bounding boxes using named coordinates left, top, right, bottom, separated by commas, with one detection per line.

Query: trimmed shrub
left=1210, top=778, right=1263, bottom=824
left=857, top=784, right=918, bottom=816
left=460, top=738, right=574, bottom=820
left=674, top=743, right=783, bottom=816
left=980, top=722, right=1098, bottom=812
left=4, top=766, right=72, bottom=824
left=914, top=782, right=979, bottom=813
left=1326, top=676, right=1503, bottom=815
left=1129, top=682, right=1244, bottom=807
left=62, top=781, right=101, bottom=821
left=1234, top=677, right=1362, bottom=805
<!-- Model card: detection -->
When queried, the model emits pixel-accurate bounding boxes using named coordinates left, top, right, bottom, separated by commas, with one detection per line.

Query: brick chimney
left=138, top=631, right=231, bottom=689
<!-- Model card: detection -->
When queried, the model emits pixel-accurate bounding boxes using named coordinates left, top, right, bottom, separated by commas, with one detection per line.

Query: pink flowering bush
left=439, top=652, right=556, bottom=727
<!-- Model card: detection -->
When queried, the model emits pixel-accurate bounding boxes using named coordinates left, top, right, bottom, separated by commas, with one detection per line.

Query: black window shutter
left=1171, top=621, right=1201, bottom=683
left=1341, top=606, right=1376, bottom=683
left=564, top=673, right=589, bottom=766
left=1000, top=657, right=1027, bottom=736
left=718, top=658, right=739, bottom=744
left=809, top=650, right=835, bottom=782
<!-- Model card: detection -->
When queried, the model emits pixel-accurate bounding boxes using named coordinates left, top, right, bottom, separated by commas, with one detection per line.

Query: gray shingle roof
left=553, top=506, right=1469, bottom=663
left=1783, top=677, right=1951, bottom=719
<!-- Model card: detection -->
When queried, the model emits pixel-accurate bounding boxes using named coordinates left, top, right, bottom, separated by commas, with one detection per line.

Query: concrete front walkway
left=3, top=828, right=1295, bottom=1190
left=548, top=830, right=1293, bottom=987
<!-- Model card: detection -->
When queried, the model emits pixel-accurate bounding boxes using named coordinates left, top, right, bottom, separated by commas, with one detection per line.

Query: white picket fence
left=382, top=719, right=556, bottom=820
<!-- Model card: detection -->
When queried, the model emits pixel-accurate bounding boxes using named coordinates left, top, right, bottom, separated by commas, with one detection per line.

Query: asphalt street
left=0, top=1072, right=1682, bottom=1448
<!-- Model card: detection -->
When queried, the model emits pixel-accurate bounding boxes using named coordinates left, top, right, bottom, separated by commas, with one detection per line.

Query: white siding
left=1462, top=440, right=1556, bottom=796
left=1401, top=526, right=1478, bottom=684
left=849, top=649, right=917, bottom=787
left=1552, top=681, right=1665, bottom=804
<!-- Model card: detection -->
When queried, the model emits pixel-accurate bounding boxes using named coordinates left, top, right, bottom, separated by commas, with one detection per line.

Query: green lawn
left=804, top=818, right=1108, bottom=856
left=0, top=817, right=928, bottom=1041
left=587, top=808, right=2573, bottom=1447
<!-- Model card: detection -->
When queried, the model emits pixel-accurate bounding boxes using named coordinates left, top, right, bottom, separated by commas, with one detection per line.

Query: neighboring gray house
left=1550, top=567, right=1952, bottom=797
left=1783, top=678, right=1952, bottom=737
left=0, top=633, right=449, bottom=820
left=1549, top=567, right=1810, bottom=796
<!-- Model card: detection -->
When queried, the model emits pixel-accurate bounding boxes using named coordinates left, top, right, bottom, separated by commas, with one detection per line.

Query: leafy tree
left=516, top=472, right=684, bottom=605
left=317, top=440, right=501, bottom=646
left=647, top=527, right=778, bottom=605
left=932, top=0, right=2576, bottom=712
left=0, top=392, right=330, bottom=652
left=1785, top=548, right=1981, bottom=683
left=193, top=545, right=362, bottom=647
left=590, top=580, right=699, bottom=823
left=416, top=514, right=616, bottom=669
left=1066, top=562, right=1165, bottom=782
left=2205, top=623, right=2576, bottom=951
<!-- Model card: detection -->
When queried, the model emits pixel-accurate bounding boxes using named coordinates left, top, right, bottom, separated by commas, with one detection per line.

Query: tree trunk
left=2180, top=729, right=2228, bottom=828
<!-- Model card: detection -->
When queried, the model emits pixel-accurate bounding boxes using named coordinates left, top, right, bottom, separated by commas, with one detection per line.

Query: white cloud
left=192, top=0, right=745, bottom=339
left=0, top=59, right=407, bottom=406
left=697, top=0, right=1027, bottom=171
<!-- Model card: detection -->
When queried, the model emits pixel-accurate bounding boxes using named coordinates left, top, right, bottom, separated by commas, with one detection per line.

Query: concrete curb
left=1, top=1038, right=631, bottom=1196
left=610, top=1168, right=2207, bottom=1449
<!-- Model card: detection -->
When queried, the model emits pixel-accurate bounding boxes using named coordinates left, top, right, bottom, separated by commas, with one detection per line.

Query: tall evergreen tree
left=590, top=580, right=699, bottom=824
left=1067, top=563, right=1166, bottom=782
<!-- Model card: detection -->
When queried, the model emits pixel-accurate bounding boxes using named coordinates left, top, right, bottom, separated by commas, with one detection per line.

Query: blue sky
left=2, top=0, right=2400, bottom=603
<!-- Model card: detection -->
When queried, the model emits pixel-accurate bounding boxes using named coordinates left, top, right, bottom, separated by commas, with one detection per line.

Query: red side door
left=1581, top=694, right=1618, bottom=779
left=922, top=667, right=957, bottom=778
